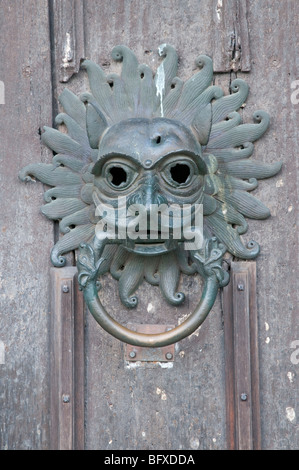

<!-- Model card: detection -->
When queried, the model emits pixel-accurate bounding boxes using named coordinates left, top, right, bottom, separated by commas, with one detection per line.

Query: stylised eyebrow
left=92, top=150, right=207, bottom=175
left=92, top=153, right=141, bottom=176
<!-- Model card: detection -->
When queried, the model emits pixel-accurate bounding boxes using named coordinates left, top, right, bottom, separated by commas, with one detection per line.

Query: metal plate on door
left=125, top=324, right=175, bottom=362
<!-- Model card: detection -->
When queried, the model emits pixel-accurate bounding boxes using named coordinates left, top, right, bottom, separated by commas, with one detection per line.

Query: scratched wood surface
left=0, top=0, right=298, bottom=450
left=0, top=0, right=54, bottom=449
left=81, top=0, right=227, bottom=450
left=243, top=0, right=299, bottom=449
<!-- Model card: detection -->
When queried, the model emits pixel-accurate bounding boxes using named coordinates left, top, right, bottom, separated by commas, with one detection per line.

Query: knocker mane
left=19, top=44, right=281, bottom=309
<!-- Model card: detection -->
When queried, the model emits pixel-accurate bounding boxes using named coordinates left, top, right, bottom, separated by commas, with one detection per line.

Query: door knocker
left=19, top=45, right=281, bottom=347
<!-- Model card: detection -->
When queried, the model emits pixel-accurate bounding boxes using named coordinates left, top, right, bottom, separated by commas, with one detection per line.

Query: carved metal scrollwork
left=19, top=45, right=281, bottom=346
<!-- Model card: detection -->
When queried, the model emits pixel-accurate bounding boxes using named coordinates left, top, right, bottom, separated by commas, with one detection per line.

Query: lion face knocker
left=19, top=45, right=281, bottom=347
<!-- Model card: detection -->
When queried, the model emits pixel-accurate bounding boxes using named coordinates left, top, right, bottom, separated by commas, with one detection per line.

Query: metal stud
left=62, top=394, right=70, bottom=403
left=129, top=351, right=136, bottom=359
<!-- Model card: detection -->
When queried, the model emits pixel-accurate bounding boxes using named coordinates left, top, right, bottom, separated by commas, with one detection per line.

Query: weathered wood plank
left=221, top=263, right=235, bottom=449
left=79, top=0, right=230, bottom=451
left=212, top=0, right=251, bottom=72
left=233, top=268, right=253, bottom=449
left=83, top=0, right=214, bottom=79
left=244, top=0, right=299, bottom=449
left=73, top=271, right=85, bottom=450
left=50, top=268, right=84, bottom=450
left=1, top=0, right=297, bottom=452
left=51, top=0, right=85, bottom=83
left=223, top=262, right=261, bottom=450
left=0, top=0, right=53, bottom=450
left=85, top=275, right=226, bottom=450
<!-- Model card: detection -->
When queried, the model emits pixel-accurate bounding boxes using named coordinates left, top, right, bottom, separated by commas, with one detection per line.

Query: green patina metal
left=19, top=44, right=281, bottom=346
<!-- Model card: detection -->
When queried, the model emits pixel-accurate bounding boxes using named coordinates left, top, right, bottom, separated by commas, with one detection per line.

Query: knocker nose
left=127, top=173, right=167, bottom=209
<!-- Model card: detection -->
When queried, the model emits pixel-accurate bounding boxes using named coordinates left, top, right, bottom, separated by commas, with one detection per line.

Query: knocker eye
left=103, top=163, right=138, bottom=190
left=108, top=166, right=127, bottom=186
left=161, top=159, right=197, bottom=188
left=170, top=163, right=191, bottom=184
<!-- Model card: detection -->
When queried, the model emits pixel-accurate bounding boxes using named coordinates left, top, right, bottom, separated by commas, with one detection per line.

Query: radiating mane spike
left=19, top=44, right=282, bottom=307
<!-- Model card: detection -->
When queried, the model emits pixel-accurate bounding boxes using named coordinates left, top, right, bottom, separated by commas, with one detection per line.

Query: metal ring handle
left=82, top=275, right=219, bottom=347
left=77, top=238, right=229, bottom=347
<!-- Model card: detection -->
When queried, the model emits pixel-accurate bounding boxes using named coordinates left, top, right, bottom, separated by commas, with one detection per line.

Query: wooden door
left=1, top=0, right=298, bottom=450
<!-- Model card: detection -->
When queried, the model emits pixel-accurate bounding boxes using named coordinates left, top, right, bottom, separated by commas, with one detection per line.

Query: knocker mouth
left=95, top=214, right=203, bottom=255
left=96, top=222, right=183, bottom=255
left=121, top=236, right=181, bottom=256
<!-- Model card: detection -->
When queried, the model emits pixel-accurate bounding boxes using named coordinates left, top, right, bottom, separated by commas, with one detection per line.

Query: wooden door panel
left=1, top=0, right=298, bottom=451
left=85, top=276, right=226, bottom=450
left=0, top=0, right=53, bottom=450
left=244, top=0, right=299, bottom=449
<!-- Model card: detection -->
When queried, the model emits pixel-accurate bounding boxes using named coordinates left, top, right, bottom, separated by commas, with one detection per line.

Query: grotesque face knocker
left=20, top=45, right=281, bottom=347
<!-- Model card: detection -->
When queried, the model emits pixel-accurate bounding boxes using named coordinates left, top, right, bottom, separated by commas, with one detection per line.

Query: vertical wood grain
left=212, top=0, right=251, bottom=72
left=0, top=0, right=53, bottom=450
left=50, top=268, right=84, bottom=450
left=1, top=0, right=298, bottom=451
left=223, top=262, right=261, bottom=450
left=51, top=0, right=85, bottom=83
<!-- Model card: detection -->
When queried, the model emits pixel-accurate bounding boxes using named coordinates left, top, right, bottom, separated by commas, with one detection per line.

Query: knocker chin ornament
left=19, top=44, right=281, bottom=347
